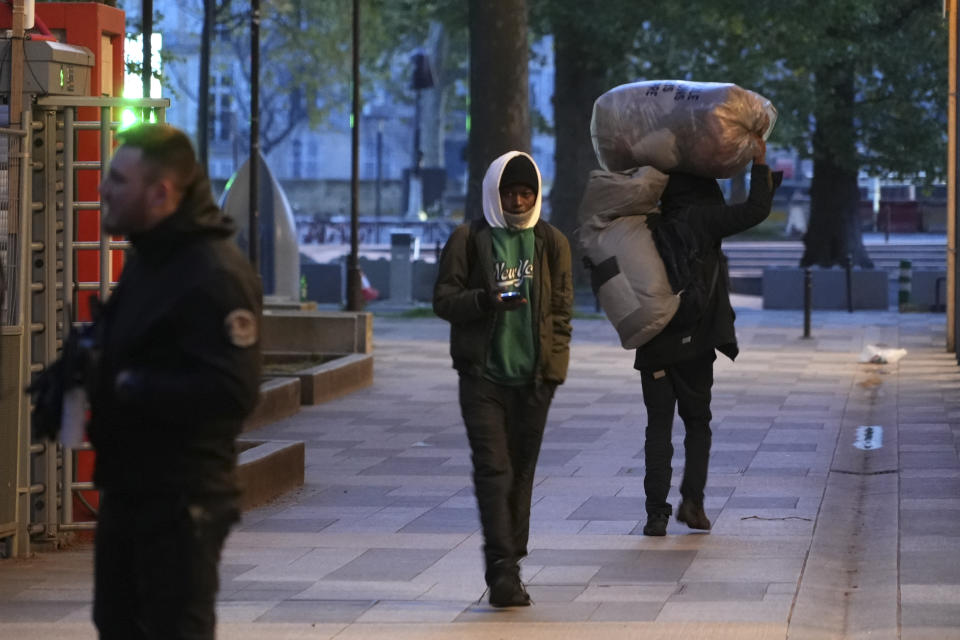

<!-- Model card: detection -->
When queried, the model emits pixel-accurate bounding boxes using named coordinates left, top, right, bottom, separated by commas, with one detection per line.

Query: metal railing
left=42, top=97, right=168, bottom=534
left=2, top=97, right=168, bottom=555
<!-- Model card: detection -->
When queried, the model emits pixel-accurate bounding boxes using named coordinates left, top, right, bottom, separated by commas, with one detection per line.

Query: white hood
left=482, top=150, right=542, bottom=229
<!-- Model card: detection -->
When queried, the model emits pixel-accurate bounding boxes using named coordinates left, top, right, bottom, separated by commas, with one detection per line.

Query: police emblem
left=225, top=309, right=258, bottom=347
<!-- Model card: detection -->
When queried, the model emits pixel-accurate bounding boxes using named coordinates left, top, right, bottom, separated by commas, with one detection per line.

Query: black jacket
left=433, top=218, right=573, bottom=385
left=87, top=174, right=262, bottom=495
left=634, top=163, right=780, bottom=372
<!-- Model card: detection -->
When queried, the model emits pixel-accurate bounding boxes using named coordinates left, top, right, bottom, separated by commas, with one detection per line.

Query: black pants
left=93, top=490, right=239, bottom=640
left=459, top=375, right=554, bottom=583
left=639, top=351, right=715, bottom=516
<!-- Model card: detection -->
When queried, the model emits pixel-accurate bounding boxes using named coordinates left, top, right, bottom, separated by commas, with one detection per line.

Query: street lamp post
left=376, top=120, right=383, bottom=218
left=363, top=102, right=388, bottom=219
left=346, top=0, right=363, bottom=310
left=407, top=52, right=433, bottom=219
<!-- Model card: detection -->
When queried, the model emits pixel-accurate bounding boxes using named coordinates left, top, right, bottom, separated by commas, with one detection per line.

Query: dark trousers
left=93, top=490, right=239, bottom=640
left=458, top=375, right=554, bottom=583
left=639, top=351, right=715, bottom=516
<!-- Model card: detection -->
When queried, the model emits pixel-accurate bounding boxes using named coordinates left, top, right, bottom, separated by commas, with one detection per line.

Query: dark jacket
left=634, top=163, right=780, bottom=372
left=433, top=218, right=573, bottom=385
left=87, top=174, right=262, bottom=495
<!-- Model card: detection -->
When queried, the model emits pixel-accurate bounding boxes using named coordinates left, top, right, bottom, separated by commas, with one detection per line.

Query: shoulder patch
left=225, top=309, right=258, bottom=348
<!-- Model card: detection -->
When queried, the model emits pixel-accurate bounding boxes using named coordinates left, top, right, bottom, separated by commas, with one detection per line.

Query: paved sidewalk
left=2, top=306, right=960, bottom=639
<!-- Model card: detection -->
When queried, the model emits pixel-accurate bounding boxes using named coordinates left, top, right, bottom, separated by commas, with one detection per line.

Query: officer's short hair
left=117, top=124, right=198, bottom=191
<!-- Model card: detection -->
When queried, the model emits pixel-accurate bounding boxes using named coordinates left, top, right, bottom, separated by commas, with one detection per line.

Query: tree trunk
left=801, top=65, right=872, bottom=268
left=197, top=0, right=214, bottom=169
left=466, top=0, right=530, bottom=220
left=549, top=19, right=606, bottom=239
left=421, top=21, right=447, bottom=169
left=549, top=17, right=611, bottom=288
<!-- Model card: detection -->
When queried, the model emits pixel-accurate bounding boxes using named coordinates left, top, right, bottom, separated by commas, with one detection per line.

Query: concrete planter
left=274, top=353, right=374, bottom=405
left=237, top=440, right=305, bottom=510
left=262, top=310, right=373, bottom=355
left=763, top=267, right=889, bottom=310
left=243, top=377, right=302, bottom=433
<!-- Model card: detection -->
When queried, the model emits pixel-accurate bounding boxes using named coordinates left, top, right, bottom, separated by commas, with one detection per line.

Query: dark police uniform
left=87, top=173, right=261, bottom=640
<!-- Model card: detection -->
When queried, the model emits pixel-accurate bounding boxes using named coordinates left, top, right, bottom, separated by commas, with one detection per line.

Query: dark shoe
left=488, top=561, right=531, bottom=608
left=642, top=512, right=669, bottom=536
left=676, top=501, right=711, bottom=530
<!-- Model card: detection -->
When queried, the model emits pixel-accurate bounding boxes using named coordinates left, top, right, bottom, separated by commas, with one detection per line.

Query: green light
left=350, top=114, right=355, bottom=128
left=59, top=67, right=65, bottom=87
left=119, top=109, right=138, bottom=131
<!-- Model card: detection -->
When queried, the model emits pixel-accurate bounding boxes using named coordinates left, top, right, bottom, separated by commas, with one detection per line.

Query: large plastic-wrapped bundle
left=591, top=80, right=776, bottom=178
left=576, top=166, right=678, bottom=349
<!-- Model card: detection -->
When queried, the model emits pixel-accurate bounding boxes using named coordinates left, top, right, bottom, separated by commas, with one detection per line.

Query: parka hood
left=130, top=172, right=235, bottom=258
left=482, top=150, right=542, bottom=230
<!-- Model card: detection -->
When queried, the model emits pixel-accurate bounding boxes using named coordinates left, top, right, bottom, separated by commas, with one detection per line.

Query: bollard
left=844, top=254, right=854, bottom=313
left=802, top=267, right=812, bottom=338
left=898, top=259, right=912, bottom=311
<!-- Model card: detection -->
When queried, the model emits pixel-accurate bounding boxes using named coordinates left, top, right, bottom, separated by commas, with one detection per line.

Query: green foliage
left=182, top=0, right=468, bottom=153
left=735, top=0, right=947, bottom=182
left=537, top=0, right=946, bottom=183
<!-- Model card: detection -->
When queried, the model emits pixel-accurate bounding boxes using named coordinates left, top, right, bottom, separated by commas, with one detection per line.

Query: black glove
left=26, top=359, right=67, bottom=441
left=25, top=316, right=100, bottom=442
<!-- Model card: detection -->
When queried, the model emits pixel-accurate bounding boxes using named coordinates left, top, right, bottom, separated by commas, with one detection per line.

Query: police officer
left=66, top=123, right=260, bottom=639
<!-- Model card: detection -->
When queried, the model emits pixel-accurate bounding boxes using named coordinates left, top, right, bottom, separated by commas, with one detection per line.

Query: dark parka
left=87, top=174, right=262, bottom=496
left=634, top=163, right=780, bottom=372
left=433, top=218, right=573, bottom=386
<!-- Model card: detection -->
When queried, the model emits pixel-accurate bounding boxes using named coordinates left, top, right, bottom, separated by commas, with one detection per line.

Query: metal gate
left=0, top=96, right=168, bottom=557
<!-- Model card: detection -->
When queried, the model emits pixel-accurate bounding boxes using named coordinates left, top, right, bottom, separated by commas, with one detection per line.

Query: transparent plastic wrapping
left=591, top=80, right=777, bottom=179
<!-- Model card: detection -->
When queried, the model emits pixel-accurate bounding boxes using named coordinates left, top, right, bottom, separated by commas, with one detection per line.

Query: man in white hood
left=434, top=151, right=573, bottom=607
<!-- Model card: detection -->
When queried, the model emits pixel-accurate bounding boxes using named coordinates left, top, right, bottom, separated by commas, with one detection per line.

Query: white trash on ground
left=858, top=344, right=908, bottom=364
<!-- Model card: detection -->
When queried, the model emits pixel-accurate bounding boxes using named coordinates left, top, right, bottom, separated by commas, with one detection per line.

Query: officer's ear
left=146, top=174, right=181, bottom=217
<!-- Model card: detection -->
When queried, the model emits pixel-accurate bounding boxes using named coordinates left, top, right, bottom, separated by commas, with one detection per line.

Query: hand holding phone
left=491, top=289, right=525, bottom=311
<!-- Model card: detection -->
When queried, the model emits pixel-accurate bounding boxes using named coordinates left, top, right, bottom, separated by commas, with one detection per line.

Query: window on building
left=292, top=140, right=303, bottom=179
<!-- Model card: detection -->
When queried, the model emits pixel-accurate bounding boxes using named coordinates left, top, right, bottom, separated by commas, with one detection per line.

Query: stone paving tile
left=901, top=551, right=960, bottom=584
left=455, top=601, right=601, bottom=622
left=682, top=557, right=804, bottom=583
left=355, top=600, right=470, bottom=623
left=588, top=601, right=663, bottom=621
left=325, top=548, right=446, bottom=581
left=241, top=518, right=337, bottom=533
left=725, top=497, right=799, bottom=509
left=670, top=582, right=768, bottom=601
left=529, top=565, right=602, bottom=585
left=592, top=551, right=697, bottom=583
left=657, top=599, right=792, bottom=623
left=525, top=585, right=587, bottom=602
left=901, top=510, right=960, bottom=537
left=0, top=600, right=88, bottom=622
left=398, top=507, right=480, bottom=534
left=255, top=599, right=375, bottom=623
left=901, top=603, right=960, bottom=629
left=901, top=452, right=960, bottom=469
left=358, top=457, right=467, bottom=476
left=567, top=496, right=646, bottom=521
